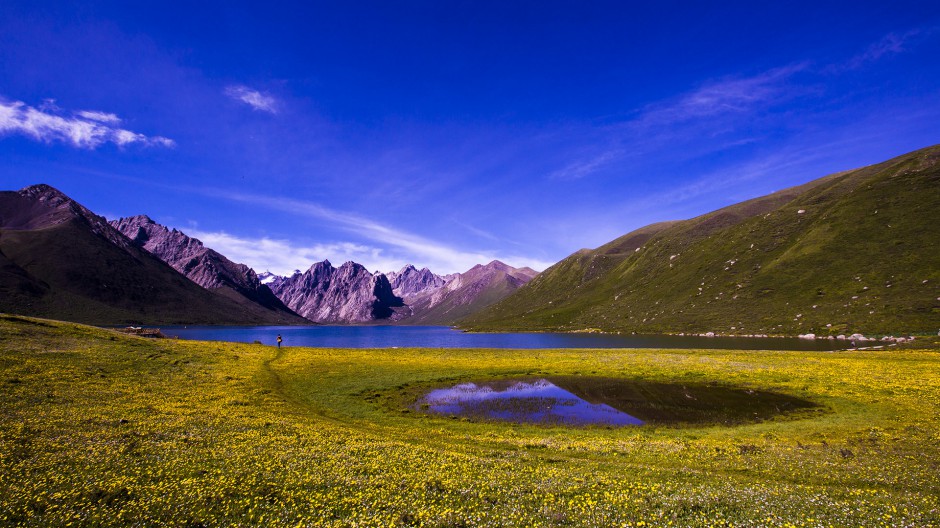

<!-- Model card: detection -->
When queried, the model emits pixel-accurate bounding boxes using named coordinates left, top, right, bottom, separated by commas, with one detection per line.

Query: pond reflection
left=417, top=377, right=822, bottom=427
left=419, top=379, right=644, bottom=426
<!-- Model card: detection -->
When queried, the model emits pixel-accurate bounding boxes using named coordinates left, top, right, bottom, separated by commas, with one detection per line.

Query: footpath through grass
left=1, top=315, right=939, bottom=527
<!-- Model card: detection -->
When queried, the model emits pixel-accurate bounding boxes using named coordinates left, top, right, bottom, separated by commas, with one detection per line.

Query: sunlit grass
left=1, top=314, right=938, bottom=526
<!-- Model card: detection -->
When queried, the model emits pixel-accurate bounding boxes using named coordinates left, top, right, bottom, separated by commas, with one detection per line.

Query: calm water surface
left=419, top=379, right=644, bottom=426
left=161, top=325, right=844, bottom=350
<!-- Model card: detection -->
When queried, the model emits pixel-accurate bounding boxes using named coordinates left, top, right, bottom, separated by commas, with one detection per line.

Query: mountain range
left=3, top=144, right=939, bottom=334
left=462, top=144, right=940, bottom=335
left=0, top=185, right=535, bottom=325
left=0, top=185, right=306, bottom=325
left=390, top=261, right=538, bottom=325
left=110, top=214, right=298, bottom=318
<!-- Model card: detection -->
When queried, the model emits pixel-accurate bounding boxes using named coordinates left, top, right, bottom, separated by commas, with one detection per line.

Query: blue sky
left=2, top=1, right=939, bottom=275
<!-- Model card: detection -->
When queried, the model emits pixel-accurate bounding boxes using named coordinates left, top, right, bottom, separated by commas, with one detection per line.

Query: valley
left=2, top=315, right=938, bottom=526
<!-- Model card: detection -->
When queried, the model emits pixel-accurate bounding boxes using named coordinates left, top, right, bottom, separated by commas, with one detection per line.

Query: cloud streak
left=549, top=149, right=624, bottom=181
left=0, top=97, right=175, bottom=149
left=635, top=63, right=809, bottom=128
left=840, top=27, right=937, bottom=70
left=185, top=229, right=396, bottom=276
left=217, top=191, right=554, bottom=274
left=224, top=85, right=279, bottom=113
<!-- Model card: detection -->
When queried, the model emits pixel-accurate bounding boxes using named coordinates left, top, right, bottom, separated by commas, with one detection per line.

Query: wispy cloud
left=636, top=63, right=809, bottom=128
left=545, top=64, right=809, bottom=181
left=224, top=85, right=279, bottom=114
left=549, top=149, right=624, bottom=181
left=76, top=110, right=122, bottom=124
left=185, top=229, right=398, bottom=276
left=218, top=191, right=553, bottom=274
left=841, top=28, right=936, bottom=70
left=0, top=97, right=175, bottom=149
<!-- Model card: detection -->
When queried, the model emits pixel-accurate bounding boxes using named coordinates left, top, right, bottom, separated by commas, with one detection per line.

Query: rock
left=268, top=260, right=403, bottom=323
left=388, top=265, right=445, bottom=299
left=110, top=215, right=297, bottom=317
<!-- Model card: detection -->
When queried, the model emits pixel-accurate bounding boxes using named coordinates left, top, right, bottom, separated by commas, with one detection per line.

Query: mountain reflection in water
left=419, top=379, right=643, bottom=426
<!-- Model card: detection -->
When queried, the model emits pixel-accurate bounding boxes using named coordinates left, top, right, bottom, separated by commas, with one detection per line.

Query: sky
left=2, top=1, right=940, bottom=276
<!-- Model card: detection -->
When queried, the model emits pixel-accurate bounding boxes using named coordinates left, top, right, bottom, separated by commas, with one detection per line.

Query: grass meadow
left=1, top=314, right=938, bottom=527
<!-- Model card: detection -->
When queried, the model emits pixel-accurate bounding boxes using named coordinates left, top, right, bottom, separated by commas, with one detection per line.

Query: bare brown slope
left=111, top=215, right=303, bottom=322
left=0, top=185, right=305, bottom=325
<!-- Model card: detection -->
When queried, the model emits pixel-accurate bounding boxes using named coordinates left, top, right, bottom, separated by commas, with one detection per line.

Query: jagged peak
left=115, top=214, right=156, bottom=225
left=308, top=259, right=333, bottom=271
left=397, top=264, right=418, bottom=274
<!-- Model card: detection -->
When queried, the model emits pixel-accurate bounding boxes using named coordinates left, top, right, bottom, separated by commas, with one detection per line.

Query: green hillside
left=463, top=144, right=940, bottom=335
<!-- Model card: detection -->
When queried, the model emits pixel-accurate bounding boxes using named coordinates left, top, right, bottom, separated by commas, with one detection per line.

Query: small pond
left=416, top=377, right=821, bottom=427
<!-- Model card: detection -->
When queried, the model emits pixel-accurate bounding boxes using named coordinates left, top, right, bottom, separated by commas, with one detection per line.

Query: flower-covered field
left=1, top=315, right=938, bottom=527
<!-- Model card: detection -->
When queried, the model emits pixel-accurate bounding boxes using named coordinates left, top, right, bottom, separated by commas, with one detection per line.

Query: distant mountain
left=392, top=260, right=539, bottom=325
left=388, top=265, right=447, bottom=299
left=0, top=185, right=305, bottom=325
left=261, top=260, right=537, bottom=325
left=462, top=144, right=940, bottom=335
left=257, top=271, right=278, bottom=285
left=268, top=260, right=403, bottom=323
left=110, top=215, right=301, bottom=321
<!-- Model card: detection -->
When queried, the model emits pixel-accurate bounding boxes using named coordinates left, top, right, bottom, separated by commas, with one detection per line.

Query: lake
left=160, top=325, right=846, bottom=350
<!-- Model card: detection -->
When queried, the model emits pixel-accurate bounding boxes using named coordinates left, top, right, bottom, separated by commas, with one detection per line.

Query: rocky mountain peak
left=268, top=260, right=402, bottom=323
left=389, top=264, right=446, bottom=299
left=1, top=184, right=132, bottom=250
left=110, top=216, right=297, bottom=317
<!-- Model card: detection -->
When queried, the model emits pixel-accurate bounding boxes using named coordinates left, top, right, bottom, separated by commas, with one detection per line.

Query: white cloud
left=224, top=85, right=278, bottom=114
left=77, top=110, right=122, bottom=124
left=0, top=97, right=175, bottom=149
left=211, top=192, right=555, bottom=274
left=185, top=229, right=399, bottom=276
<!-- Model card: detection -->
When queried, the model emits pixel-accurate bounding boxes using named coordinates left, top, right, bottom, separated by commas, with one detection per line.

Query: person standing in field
left=276, top=334, right=282, bottom=348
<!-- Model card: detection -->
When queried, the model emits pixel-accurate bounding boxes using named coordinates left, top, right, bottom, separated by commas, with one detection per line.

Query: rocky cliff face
left=388, top=265, right=446, bottom=299
left=268, top=260, right=403, bottom=323
left=110, top=215, right=298, bottom=317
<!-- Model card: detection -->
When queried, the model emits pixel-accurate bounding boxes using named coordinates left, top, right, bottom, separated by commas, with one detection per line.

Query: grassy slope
left=463, top=145, right=940, bottom=335
left=0, top=220, right=306, bottom=325
left=2, top=315, right=939, bottom=526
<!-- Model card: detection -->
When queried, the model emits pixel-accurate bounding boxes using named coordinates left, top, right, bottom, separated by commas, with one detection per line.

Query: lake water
left=160, top=325, right=845, bottom=350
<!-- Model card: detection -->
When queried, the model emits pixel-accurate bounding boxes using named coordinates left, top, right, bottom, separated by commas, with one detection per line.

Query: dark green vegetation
left=464, top=144, right=940, bottom=335
left=0, top=185, right=307, bottom=325
left=2, top=314, right=939, bottom=526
